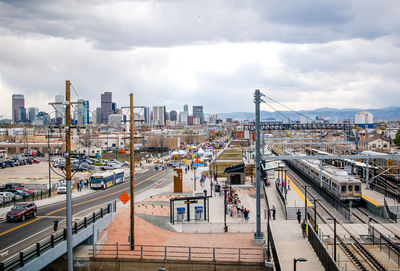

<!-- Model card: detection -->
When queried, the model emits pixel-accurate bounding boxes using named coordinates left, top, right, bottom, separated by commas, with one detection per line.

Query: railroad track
left=286, top=165, right=388, bottom=271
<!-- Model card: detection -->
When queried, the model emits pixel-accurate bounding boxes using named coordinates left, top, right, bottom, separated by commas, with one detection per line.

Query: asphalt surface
left=0, top=168, right=172, bottom=262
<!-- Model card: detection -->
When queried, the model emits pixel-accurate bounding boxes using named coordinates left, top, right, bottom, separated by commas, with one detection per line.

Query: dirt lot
left=0, top=157, right=92, bottom=187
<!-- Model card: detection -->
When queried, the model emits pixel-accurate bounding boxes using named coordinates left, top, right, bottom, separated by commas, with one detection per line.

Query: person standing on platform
left=271, top=205, right=276, bottom=220
left=296, top=209, right=302, bottom=224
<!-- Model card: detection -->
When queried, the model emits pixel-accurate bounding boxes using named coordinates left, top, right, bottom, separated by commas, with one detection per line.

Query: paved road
left=0, top=168, right=172, bottom=262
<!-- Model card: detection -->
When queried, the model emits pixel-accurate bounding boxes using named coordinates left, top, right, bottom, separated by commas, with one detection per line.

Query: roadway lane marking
left=0, top=170, right=164, bottom=237
left=0, top=218, right=41, bottom=237
left=46, top=170, right=164, bottom=215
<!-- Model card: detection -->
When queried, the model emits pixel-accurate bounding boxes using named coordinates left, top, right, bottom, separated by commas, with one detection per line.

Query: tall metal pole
left=48, top=127, right=51, bottom=198
left=366, top=157, right=369, bottom=189
left=254, top=89, right=263, bottom=240
left=262, top=132, right=265, bottom=156
left=65, top=80, right=73, bottom=271
left=130, top=93, right=135, bottom=250
left=304, top=186, right=307, bottom=221
left=333, top=218, right=337, bottom=262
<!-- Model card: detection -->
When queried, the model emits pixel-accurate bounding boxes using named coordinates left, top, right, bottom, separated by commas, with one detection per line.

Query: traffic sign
left=119, top=192, right=130, bottom=204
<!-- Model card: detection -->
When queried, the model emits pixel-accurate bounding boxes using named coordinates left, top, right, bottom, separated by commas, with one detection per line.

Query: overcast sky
left=1, top=0, right=400, bottom=119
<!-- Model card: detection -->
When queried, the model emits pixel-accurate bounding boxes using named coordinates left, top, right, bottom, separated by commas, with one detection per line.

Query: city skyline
left=0, top=1, right=400, bottom=118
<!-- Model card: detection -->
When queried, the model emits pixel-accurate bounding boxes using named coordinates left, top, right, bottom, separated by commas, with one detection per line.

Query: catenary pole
left=65, top=80, right=73, bottom=271
left=254, top=89, right=263, bottom=240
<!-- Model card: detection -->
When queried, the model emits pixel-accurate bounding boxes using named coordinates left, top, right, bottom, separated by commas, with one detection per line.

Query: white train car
left=284, top=149, right=362, bottom=202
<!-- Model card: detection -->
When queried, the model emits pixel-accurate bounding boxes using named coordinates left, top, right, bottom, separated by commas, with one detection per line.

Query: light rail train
left=284, top=149, right=362, bottom=202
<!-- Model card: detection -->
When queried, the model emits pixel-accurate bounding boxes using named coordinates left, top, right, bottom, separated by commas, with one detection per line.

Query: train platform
left=274, top=170, right=313, bottom=220
left=361, top=182, right=385, bottom=206
left=361, top=182, right=400, bottom=218
left=264, top=173, right=324, bottom=271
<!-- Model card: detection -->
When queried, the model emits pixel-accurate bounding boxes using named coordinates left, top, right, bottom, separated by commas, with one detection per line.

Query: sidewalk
left=265, top=173, right=324, bottom=271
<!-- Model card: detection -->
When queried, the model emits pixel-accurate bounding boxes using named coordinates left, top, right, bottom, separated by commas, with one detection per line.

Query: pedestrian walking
left=53, top=218, right=59, bottom=231
left=271, top=205, right=276, bottom=220
left=296, top=209, right=302, bottom=224
left=203, top=189, right=207, bottom=197
left=301, top=220, right=307, bottom=238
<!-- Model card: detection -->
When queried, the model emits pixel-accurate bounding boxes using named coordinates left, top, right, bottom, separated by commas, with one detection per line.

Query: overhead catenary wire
left=264, top=102, right=291, bottom=122
left=262, top=93, right=315, bottom=123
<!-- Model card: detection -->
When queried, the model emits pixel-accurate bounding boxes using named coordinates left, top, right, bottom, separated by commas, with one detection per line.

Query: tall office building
left=54, top=95, right=64, bottom=120
left=180, top=111, right=188, bottom=126
left=192, top=106, right=204, bottom=124
left=12, top=94, right=25, bottom=124
left=96, top=107, right=101, bottom=124
left=101, top=92, right=112, bottom=124
left=152, top=106, right=166, bottom=126
left=76, top=99, right=89, bottom=125
left=169, top=110, right=177, bottom=121
left=112, top=102, right=117, bottom=114
left=28, top=107, right=38, bottom=123
left=143, top=107, right=150, bottom=124
left=184, top=104, right=188, bottom=113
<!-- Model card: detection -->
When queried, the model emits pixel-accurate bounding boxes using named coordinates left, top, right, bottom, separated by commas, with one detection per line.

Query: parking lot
left=0, top=156, right=92, bottom=188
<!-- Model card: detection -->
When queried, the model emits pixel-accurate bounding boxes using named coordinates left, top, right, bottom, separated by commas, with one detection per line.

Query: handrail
left=262, top=183, right=282, bottom=271
left=0, top=203, right=112, bottom=271
left=93, top=243, right=263, bottom=263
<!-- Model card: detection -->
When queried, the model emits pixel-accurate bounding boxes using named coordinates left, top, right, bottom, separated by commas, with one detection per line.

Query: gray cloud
left=0, top=1, right=400, bottom=118
left=1, top=0, right=400, bottom=50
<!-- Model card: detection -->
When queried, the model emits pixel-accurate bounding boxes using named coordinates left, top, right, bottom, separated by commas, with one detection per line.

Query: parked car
left=5, top=183, right=24, bottom=189
left=25, top=158, right=33, bottom=164
left=57, top=183, right=67, bottom=194
left=15, top=187, right=34, bottom=194
left=0, top=192, right=15, bottom=202
left=32, top=158, right=40, bottom=163
left=36, top=151, right=45, bottom=157
left=72, top=164, right=87, bottom=172
left=94, top=160, right=105, bottom=166
left=7, top=189, right=30, bottom=198
left=79, top=162, right=94, bottom=170
left=17, top=158, right=26, bottom=165
left=4, top=160, right=16, bottom=167
left=6, top=202, right=37, bottom=222
left=0, top=162, right=5, bottom=168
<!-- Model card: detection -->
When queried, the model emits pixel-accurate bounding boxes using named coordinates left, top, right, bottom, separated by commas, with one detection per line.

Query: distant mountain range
left=211, top=106, right=400, bottom=122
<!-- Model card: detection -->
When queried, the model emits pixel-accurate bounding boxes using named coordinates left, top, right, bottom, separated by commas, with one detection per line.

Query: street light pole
left=304, top=185, right=307, bottom=221
left=294, top=258, right=307, bottom=271
left=48, top=127, right=51, bottom=198
left=224, top=186, right=227, bottom=232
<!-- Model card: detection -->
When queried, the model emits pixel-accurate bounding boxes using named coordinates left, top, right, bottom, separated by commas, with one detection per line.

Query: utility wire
left=263, top=94, right=315, bottom=123
left=264, top=102, right=291, bottom=122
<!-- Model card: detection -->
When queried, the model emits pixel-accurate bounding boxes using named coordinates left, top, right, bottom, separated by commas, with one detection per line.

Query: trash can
left=195, top=206, right=203, bottom=220
left=177, top=207, right=185, bottom=222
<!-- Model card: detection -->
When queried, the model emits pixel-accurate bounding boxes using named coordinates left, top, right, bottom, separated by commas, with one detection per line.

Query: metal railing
left=0, top=204, right=111, bottom=271
left=384, top=198, right=398, bottom=222
left=0, top=190, right=55, bottom=209
left=369, top=224, right=400, bottom=268
left=263, top=183, right=282, bottom=271
left=93, top=243, right=263, bottom=263
left=275, top=181, right=287, bottom=219
left=307, top=222, right=340, bottom=271
left=179, top=221, right=266, bottom=233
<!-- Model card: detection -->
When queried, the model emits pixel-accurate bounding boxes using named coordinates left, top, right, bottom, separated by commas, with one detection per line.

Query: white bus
left=90, top=169, right=125, bottom=190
